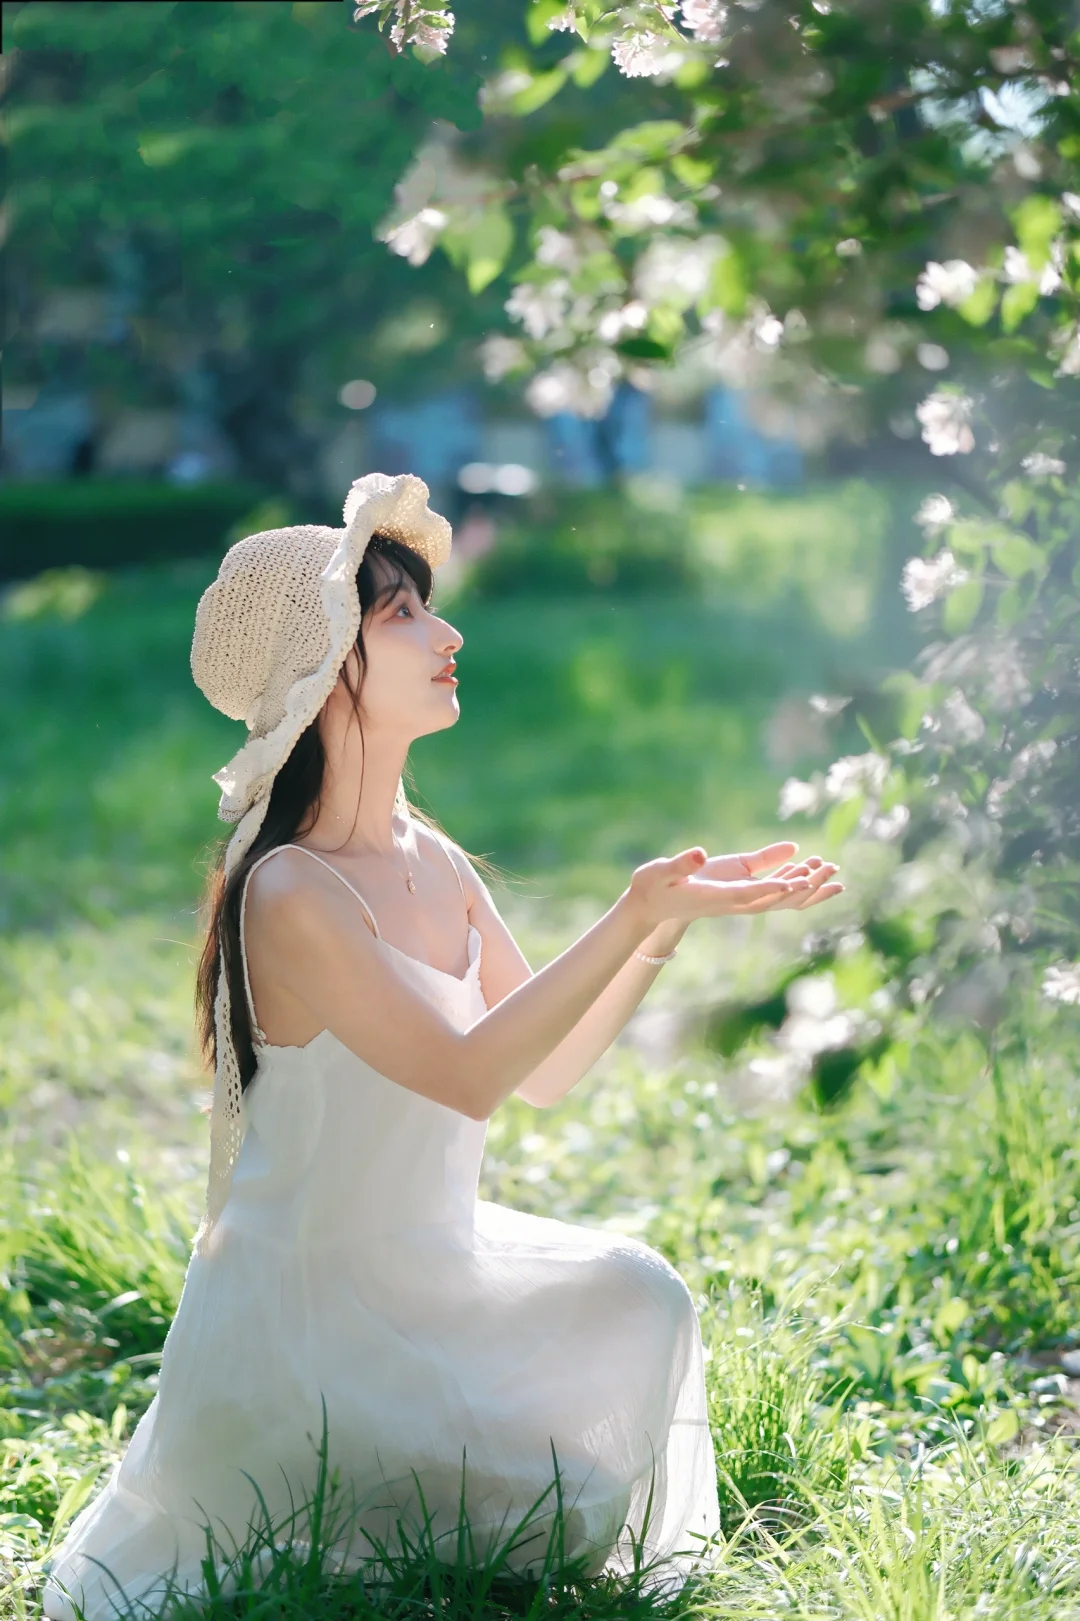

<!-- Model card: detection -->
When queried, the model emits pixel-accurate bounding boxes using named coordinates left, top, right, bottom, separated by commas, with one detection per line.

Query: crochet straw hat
left=189, top=471, right=453, bottom=1255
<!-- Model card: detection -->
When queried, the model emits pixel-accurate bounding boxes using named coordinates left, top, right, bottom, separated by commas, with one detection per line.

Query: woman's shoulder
left=243, top=844, right=340, bottom=922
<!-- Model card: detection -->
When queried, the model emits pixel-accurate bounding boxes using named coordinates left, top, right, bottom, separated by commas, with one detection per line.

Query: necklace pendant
left=406, top=876, right=416, bottom=893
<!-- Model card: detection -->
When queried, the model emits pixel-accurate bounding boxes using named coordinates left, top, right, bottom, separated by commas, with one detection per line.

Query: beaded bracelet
left=634, top=947, right=679, bottom=965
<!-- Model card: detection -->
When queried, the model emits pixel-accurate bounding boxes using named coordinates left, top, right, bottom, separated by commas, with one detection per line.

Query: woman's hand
left=700, top=842, right=844, bottom=912
left=624, top=842, right=844, bottom=932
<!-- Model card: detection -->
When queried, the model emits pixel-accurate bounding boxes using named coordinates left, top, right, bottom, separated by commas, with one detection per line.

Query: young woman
left=42, top=472, right=842, bottom=1620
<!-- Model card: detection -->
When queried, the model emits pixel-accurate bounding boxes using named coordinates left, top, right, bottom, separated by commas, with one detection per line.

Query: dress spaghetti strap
left=238, top=844, right=383, bottom=1048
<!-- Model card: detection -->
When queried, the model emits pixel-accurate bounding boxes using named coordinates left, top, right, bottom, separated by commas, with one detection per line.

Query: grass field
left=2, top=485, right=1078, bottom=1619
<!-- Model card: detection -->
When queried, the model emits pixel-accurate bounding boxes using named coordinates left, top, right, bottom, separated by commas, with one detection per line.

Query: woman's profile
left=41, top=472, right=842, bottom=1619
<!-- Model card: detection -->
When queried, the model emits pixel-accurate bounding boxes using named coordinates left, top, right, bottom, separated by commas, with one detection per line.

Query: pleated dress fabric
left=42, top=845, right=721, bottom=1620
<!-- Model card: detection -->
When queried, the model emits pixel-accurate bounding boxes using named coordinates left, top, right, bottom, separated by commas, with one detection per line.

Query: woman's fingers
left=733, top=863, right=842, bottom=913
left=718, top=876, right=812, bottom=909
left=740, top=841, right=799, bottom=874
left=798, top=881, right=845, bottom=908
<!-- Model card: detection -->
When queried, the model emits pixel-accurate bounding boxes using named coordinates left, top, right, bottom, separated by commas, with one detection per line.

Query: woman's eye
left=395, top=602, right=413, bottom=617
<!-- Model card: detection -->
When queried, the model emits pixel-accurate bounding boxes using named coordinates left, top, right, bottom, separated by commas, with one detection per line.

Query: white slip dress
left=41, top=841, right=721, bottom=1620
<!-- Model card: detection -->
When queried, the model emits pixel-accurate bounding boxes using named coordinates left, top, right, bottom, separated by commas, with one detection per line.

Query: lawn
left=2, top=486, right=1078, bottom=1620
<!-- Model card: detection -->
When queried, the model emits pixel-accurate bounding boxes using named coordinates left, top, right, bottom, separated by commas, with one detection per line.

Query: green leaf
left=999, top=479, right=1034, bottom=524
left=934, top=1296, right=970, bottom=1339
left=137, top=130, right=197, bottom=168
left=616, top=335, right=671, bottom=359
left=506, top=66, right=568, bottom=116
left=996, top=583, right=1026, bottom=627
left=1000, top=280, right=1039, bottom=334
left=942, top=577, right=984, bottom=634
left=567, top=47, right=609, bottom=88
left=989, top=529, right=1046, bottom=580
left=825, top=793, right=865, bottom=845
left=671, top=153, right=713, bottom=189
left=706, top=247, right=747, bottom=317
left=1011, top=194, right=1062, bottom=270
left=526, top=0, right=571, bottom=45
left=607, top=121, right=689, bottom=161
left=48, top=1466, right=103, bottom=1542
left=986, top=1408, right=1021, bottom=1445
left=462, top=207, right=514, bottom=293
left=957, top=277, right=998, bottom=327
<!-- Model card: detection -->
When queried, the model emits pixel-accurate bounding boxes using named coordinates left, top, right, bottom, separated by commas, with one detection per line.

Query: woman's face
left=343, top=560, right=464, bottom=742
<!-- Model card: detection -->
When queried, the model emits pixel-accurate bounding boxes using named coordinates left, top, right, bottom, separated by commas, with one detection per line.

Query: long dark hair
left=193, top=534, right=494, bottom=1096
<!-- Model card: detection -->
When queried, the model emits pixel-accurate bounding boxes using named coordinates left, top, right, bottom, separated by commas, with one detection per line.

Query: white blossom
left=989, top=44, right=1032, bottom=72
left=914, top=494, right=956, bottom=530
left=381, top=206, right=448, bottom=266
left=824, top=752, right=890, bottom=803
left=1042, top=962, right=1080, bottom=1006
left=998, top=739, right=1058, bottom=804
left=505, top=278, right=571, bottom=341
left=779, top=976, right=862, bottom=1057
left=808, top=693, right=851, bottom=717
left=984, top=639, right=1031, bottom=709
left=612, top=30, right=684, bottom=78
left=866, top=804, right=911, bottom=842
left=916, top=391, right=975, bottom=456
left=917, top=342, right=950, bottom=371
left=605, top=191, right=692, bottom=230
left=939, top=689, right=986, bottom=746
left=787, top=974, right=837, bottom=1019
left=634, top=236, right=723, bottom=306
left=597, top=301, right=648, bottom=342
left=479, top=334, right=527, bottom=382
left=1053, top=322, right=1080, bottom=378
left=1004, top=244, right=1062, bottom=295
left=915, top=260, right=979, bottom=311
left=535, top=227, right=581, bottom=271
left=1021, top=451, right=1066, bottom=477
left=901, top=548, right=970, bottom=611
left=525, top=360, right=616, bottom=419
left=681, top=0, right=728, bottom=41
left=355, top=1, right=455, bottom=55
left=778, top=776, right=824, bottom=819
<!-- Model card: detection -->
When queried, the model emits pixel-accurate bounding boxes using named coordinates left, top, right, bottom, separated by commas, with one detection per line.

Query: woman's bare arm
left=442, top=845, right=687, bottom=1108
left=245, top=845, right=811, bottom=1122
left=446, top=844, right=839, bottom=1110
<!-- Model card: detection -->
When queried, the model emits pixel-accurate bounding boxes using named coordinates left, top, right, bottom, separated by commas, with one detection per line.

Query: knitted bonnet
left=189, top=472, right=453, bottom=1257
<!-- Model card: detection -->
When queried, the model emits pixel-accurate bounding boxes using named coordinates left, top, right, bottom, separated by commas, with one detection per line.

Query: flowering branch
left=352, top=0, right=455, bottom=58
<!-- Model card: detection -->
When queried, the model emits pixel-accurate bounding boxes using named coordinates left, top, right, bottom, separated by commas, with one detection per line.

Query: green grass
left=1, top=487, right=1077, bottom=1619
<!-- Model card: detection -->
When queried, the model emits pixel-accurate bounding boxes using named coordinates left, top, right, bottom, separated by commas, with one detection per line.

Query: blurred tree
left=6, top=0, right=484, bottom=491
left=358, top=0, right=1080, bottom=1017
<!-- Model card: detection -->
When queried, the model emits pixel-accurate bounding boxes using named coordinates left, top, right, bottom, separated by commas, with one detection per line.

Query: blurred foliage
left=466, top=479, right=912, bottom=623
left=0, top=479, right=274, bottom=581
left=372, top=0, right=1080, bottom=1039
left=5, top=0, right=487, bottom=490
left=0, top=481, right=910, bottom=931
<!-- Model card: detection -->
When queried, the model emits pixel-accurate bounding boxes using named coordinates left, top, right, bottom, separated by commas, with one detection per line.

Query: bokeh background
left=3, top=3, right=1080, bottom=1615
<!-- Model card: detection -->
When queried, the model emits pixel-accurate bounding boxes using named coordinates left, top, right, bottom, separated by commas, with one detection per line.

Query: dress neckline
left=375, top=921, right=482, bottom=986
left=252, top=925, right=483, bottom=1056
